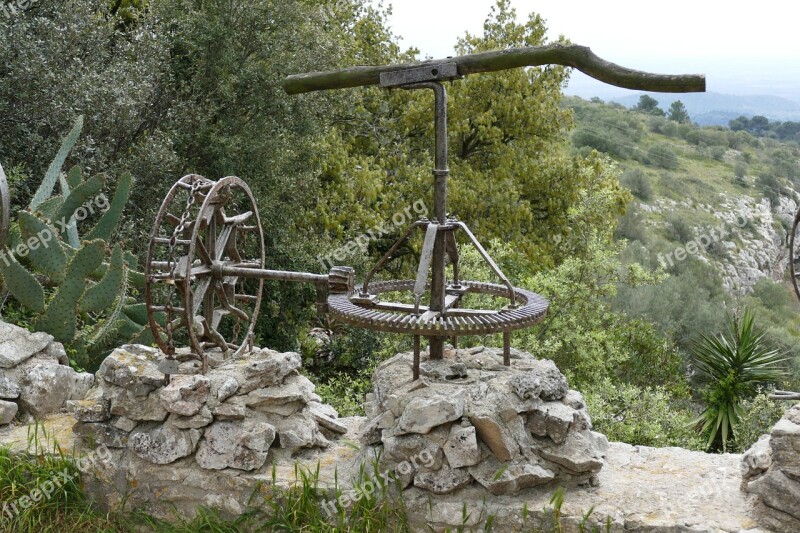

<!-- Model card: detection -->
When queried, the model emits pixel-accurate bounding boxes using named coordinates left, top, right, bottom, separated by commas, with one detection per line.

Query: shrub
left=584, top=379, right=704, bottom=450
left=730, top=389, right=788, bottom=453
left=691, top=309, right=788, bottom=451
left=620, top=168, right=652, bottom=201
left=647, top=144, right=678, bottom=169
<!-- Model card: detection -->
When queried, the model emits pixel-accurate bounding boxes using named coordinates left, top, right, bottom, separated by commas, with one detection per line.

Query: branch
left=283, top=44, right=705, bottom=95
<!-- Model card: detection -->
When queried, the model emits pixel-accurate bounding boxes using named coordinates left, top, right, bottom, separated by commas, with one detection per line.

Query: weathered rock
left=384, top=433, right=444, bottom=472
left=420, top=361, right=468, bottom=381
left=171, top=406, right=214, bottom=429
left=309, top=401, right=338, bottom=420
left=217, top=349, right=301, bottom=395
left=243, top=374, right=315, bottom=415
left=98, top=347, right=164, bottom=396
left=469, top=413, right=519, bottom=461
left=509, top=372, right=542, bottom=400
left=310, top=405, right=348, bottom=435
left=397, top=392, right=465, bottom=434
left=562, top=390, right=586, bottom=410
left=44, top=341, right=69, bottom=366
left=73, top=421, right=130, bottom=448
left=0, top=322, right=52, bottom=368
left=216, top=376, right=240, bottom=402
left=195, top=420, right=275, bottom=471
left=129, top=422, right=202, bottom=464
left=443, top=425, right=481, bottom=469
left=469, top=457, right=555, bottom=495
left=66, top=398, right=111, bottom=423
left=112, top=416, right=138, bottom=433
left=747, top=468, right=800, bottom=521
left=529, top=402, right=578, bottom=444
left=0, top=399, right=18, bottom=424
left=414, top=465, right=472, bottom=494
left=18, top=363, right=93, bottom=417
left=212, top=403, right=246, bottom=421
left=741, top=434, right=772, bottom=482
left=159, top=374, right=210, bottom=417
left=0, top=375, right=20, bottom=399
left=525, top=359, right=568, bottom=401
left=109, top=389, right=169, bottom=422
left=535, top=431, right=605, bottom=474
left=771, top=416, right=800, bottom=480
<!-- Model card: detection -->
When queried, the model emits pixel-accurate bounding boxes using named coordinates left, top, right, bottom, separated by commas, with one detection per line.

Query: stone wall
left=0, top=321, right=93, bottom=426
left=742, top=402, right=800, bottom=531
left=361, top=347, right=608, bottom=496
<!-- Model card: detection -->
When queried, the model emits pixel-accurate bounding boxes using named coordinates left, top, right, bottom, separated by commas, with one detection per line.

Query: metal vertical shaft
left=429, top=82, right=448, bottom=360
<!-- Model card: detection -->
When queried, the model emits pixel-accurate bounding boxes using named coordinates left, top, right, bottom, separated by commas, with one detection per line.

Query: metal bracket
left=380, top=62, right=461, bottom=88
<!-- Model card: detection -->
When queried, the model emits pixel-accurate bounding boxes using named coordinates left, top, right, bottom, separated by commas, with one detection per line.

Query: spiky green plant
left=691, top=308, right=787, bottom=451
left=0, top=116, right=151, bottom=369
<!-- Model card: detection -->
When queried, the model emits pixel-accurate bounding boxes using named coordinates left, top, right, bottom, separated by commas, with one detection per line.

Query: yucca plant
left=691, top=308, right=787, bottom=451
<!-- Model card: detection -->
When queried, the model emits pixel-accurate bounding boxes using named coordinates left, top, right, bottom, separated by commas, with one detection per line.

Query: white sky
left=371, top=0, right=800, bottom=98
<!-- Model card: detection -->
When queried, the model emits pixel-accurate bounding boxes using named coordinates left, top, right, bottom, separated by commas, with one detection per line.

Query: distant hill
left=611, top=92, right=800, bottom=126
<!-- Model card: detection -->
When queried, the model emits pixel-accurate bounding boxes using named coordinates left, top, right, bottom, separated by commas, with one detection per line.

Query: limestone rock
left=771, top=417, right=800, bottom=480
left=217, top=349, right=301, bottom=395
left=0, top=375, right=20, bottom=399
left=112, top=416, right=138, bottom=432
left=73, top=421, right=130, bottom=448
left=414, top=465, right=472, bottom=494
left=529, top=402, right=579, bottom=444
left=0, top=399, right=17, bottom=424
left=525, top=359, right=569, bottom=401
left=741, top=434, right=772, bottom=482
left=171, top=406, right=214, bottom=429
left=129, top=422, right=202, bottom=464
left=216, top=376, right=240, bottom=403
left=98, top=347, right=164, bottom=396
left=747, top=468, right=800, bottom=521
left=310, top=405, right=348, bottom=435
left=469, top=457, right=555, bottom=495
left=469, top=413, right=519, bottom=461
left=243, top=374, right=315, bottom=416
left=420, top=361, right=468, bottom=381
left=159, top=374, right=210, bottom=417
left=308, top=401, right=338, bottom=420
left=18, top=363, right=93, bottom=417
left=212, top=403, right=246, bottom=421
left=443, top=425, right=481, bottom=469
left=535, top=431, right=605, bottom=474
left=109, top=389, right=169, bottom=422
left=509, top=372, right=541, bottom=400
left=195, top=420, right=275, bottom=471
left=66, top=398, right=111, bottom=422
left=562, top=390, right=586, bottom=410
left=384, top=433, right=444, bottom=472
left=397, top=392, right=465, bottom=434
left=0, top=322, right=52, bottom=368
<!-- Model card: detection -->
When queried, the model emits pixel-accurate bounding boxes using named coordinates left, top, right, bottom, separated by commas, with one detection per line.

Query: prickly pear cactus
left=0, top=116, right=152, bottom=367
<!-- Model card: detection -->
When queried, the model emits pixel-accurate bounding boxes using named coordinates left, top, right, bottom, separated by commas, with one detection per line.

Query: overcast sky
left=371, top=0, right=800, bottom=99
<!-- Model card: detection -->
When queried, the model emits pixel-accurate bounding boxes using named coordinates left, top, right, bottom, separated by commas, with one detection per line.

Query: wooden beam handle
left=283, top=43, right=705, bottom=95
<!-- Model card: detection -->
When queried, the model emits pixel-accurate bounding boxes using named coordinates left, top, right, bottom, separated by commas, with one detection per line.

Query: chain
left=163, top=178, right=205, bottom=357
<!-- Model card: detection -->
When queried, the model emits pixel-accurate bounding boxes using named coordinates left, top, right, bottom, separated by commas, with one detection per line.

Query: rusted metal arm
left=282, top=43, right=705, bottom=95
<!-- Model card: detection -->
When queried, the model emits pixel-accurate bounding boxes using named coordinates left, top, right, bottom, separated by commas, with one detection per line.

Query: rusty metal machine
left=144, top=44, right=705, bottom=377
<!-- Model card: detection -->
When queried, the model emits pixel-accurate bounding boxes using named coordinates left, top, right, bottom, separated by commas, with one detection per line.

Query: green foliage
left=646, top=144, right=678, bottom=169
left=691, top=309, right=788, bottom=451
left=584, top=379, right=704, bottom=450
left=633, top=95, right=664, bottom=116
left=0, top=119, right=147, bottom=369
left=667, top=100, right=690, bottom=124
left=620, top=168, right=652, bottom=201
left=730, top=389, right=788, bottom=453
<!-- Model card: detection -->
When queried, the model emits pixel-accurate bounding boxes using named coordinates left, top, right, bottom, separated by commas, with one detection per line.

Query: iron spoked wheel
left=790, top=207, right=800, bottom=301
left=184, top=176, right=265, bottom=360
left=145, top=174, right=215, bottom=357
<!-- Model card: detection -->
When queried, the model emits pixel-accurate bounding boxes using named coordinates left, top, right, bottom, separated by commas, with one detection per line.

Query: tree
left=314, top=0, right=630, bottom=269
left=667, top=100, right=690, bottom=123
left=633, top=95, right=664, bottom=116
